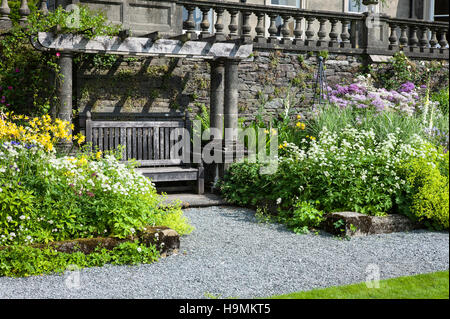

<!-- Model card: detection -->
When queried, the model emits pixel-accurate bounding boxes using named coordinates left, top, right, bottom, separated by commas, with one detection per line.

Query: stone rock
left=323, top=211, right=420, bottom=237
left=0, top=226, right=181, bottom=256
left=325, top=60, right=350, bottom=66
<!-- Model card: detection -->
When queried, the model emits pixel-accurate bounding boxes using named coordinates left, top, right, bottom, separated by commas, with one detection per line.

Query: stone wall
left=75, top=49, right=449, bottom=129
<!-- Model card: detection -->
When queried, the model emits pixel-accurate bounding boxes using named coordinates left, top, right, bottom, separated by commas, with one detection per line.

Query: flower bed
left=220, top=76, right=449, bottom=234
left=0, top=113, right=193, bottom=277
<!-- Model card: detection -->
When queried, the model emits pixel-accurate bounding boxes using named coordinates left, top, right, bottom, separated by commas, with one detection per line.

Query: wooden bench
left=85, top=111, right=204, bottom=194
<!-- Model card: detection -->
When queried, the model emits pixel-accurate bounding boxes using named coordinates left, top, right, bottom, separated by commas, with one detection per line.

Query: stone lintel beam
left=37, top=32, right=253, bottom=60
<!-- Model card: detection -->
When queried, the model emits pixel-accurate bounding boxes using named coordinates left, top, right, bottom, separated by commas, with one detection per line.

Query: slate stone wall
left=75, top=49, right=449, bottom=128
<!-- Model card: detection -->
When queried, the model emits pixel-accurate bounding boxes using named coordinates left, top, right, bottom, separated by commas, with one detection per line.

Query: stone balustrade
left=177, top=0, right=448, bottom=59
left=0, top=0, right=48, bottom=29
left=0, top=0, right=448, bottom=59
left=387, top=17, right=449, bottom=56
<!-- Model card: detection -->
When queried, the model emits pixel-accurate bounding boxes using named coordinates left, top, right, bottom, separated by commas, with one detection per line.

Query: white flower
left=19, top=215, right=26, bottom=220
left=276, top=198, right=282, bottom=205
left=6, top=216, right=12, bottom=222
left=137, top=247, right=142, bottom=253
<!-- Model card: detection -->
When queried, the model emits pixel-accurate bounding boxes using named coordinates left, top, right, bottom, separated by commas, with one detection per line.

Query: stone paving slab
left=162, top=193, right=229, bottom=208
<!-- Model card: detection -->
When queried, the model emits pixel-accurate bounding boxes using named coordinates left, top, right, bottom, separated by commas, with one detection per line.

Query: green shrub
left=431, top=87, right=449, bottom=115
left=0, top=140, right=193, bottom=246
left=220, top=161, right=272, bottom=206
left=278, top=201, right=324, bottom=234
left=400, top=145, right=449, bottom=230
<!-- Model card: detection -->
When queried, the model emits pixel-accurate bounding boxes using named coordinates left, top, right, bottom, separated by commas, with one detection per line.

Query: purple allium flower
left=399, top=82, right=415, bottom=93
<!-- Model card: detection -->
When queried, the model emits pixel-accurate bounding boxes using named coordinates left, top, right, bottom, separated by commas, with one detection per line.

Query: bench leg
left=196, top=166, right=204, bottom=195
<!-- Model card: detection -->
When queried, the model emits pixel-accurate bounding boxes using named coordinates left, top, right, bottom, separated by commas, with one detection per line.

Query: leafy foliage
left=0, top=5, right=121, bottom=115
left=0, top=241, right=159, bottom=277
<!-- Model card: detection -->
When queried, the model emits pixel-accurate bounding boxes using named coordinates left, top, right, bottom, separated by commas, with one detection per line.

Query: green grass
left=270, top=271, right=449, bottom=299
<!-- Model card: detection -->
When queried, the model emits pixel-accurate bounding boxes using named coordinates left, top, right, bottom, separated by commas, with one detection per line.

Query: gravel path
left=0, top=206, right=448, bottom=299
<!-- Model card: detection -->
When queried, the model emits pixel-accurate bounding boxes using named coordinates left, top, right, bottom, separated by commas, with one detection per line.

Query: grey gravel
left=0, top=206, right=448, bottom=299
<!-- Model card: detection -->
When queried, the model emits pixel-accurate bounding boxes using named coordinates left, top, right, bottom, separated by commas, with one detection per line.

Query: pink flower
left=7, top=86, right=12, bottom=90
left=15, top=68, right=20, bottom=73
left=56, top=52, right=61, bottom=57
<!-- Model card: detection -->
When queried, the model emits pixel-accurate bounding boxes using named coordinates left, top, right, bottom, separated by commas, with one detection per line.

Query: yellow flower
left=78, top=157, right=88, bottom=166
left=264, top=129, right=269, bottom=134
left=95, top=151, right=102, bottom=160
left=279, top=144, right=284, bottom=149
left=296, top=122, right=306, bottom=130
left=297, top=115, right=302, bottom=120
left=271, top=129, right=277, bottom=135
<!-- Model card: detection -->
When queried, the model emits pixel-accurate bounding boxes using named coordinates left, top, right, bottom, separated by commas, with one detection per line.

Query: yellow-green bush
left=402, top=145, right=449, bottom=230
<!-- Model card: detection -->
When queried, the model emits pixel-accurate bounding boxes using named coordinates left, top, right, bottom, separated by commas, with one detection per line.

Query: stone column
left=210, top=59, right=225, bottom=140
left=223, top=59, right=240, bottom=171
left=209, top=58, right=225, bottom=187
left=362, top=0, right=390, bottom=54
left=56, top=52, right=73, bottom=148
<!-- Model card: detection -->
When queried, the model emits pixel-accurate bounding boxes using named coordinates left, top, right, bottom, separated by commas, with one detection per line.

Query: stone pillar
left=56, top=52, right=73, bottom=148
left=209, top=58, right=226, bottom=187
left=210, top=59, right=225, bottom=140
left=362, top=0, right=390, bottom=55
left=223, top=59, right=240, bottom=171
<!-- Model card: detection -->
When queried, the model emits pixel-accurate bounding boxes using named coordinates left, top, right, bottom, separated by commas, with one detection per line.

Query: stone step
left=162, top=193, right=228, bottom=208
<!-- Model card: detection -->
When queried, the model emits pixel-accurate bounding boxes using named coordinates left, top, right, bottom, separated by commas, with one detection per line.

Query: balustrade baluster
left=228, top=9, right=239, bottom=40
left=199, top=7, right=211, bottom=39
left=328, top=18, right=339, bottom=48
left=399, top=24, right=409, bottom=50
left=305, top=17, right=315, bottom=47
left=438, top=28, right=448, bottom=50
left=268, top=14, right=279, bottom=44
left=388, top=23, right=399, bottom=51
left=214, top=8, right=225, bottom=41
left=18, top=0, right=30, bottom=26
left=184, top=6, right=197, bottom=40
left=242, top=11, right=252, bottom=43
left=280, top=14, right=292, bottom=45
left=409, top=25, right=419, bottom=52
left=317, top=18, right=327, bottom=47
left=39, top=0, right=49, bottom=16
left=429, top=28, right=438, bottom=49
left=255, top=12, right=266, bottom=44
left=0, top=0, right=11, bottom=29
left=293, top=15, right=304, bottom=46
left=340, top=19, right=351, bottom=49
left=418, top=26, right=429, bottom=52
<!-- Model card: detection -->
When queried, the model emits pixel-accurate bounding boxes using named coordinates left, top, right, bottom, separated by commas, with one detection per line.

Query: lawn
left=270, top=271, right=449, bottom=299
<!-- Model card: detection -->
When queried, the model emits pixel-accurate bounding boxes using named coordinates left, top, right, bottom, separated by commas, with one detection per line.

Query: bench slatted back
left=85, top=114, right=187, bottom=167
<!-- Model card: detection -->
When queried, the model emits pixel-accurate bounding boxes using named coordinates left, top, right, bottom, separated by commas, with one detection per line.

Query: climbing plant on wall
left=0, top=4, right=121, bottom=115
